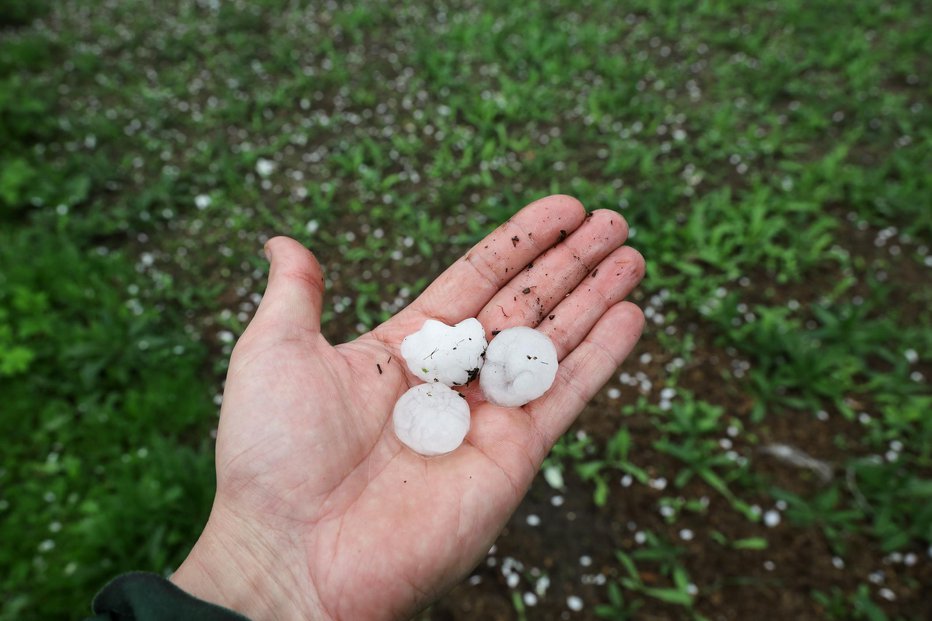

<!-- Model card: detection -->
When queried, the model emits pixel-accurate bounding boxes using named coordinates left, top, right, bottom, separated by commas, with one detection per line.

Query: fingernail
left=263, top=242, right=272, bottom=262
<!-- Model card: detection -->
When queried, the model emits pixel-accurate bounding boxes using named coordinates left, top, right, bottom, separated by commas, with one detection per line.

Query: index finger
left=401, top=195, right=587, bottom=324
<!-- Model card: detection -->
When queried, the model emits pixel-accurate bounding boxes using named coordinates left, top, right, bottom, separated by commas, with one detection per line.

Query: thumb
left=251, top=236, right=326, bottom=335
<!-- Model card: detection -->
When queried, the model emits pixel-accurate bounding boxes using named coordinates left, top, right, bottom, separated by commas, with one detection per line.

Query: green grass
left=1, top=0, right=930, bottom=619
left=0, top=231, right=215, bottom=618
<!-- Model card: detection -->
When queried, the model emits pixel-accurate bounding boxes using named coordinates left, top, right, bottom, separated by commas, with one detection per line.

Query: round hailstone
left=393, top=384, right=470, bottom=456
left=400, top=318, right=487, bottom=386
left=480, top=326, right=558, bottom=407
left=566, top=595, right=584, bottom=611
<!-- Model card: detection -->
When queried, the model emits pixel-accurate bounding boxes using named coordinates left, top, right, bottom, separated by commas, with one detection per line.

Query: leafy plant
left=594, top=582, right=642, bottom=620
left=615, top=543, right=695, bottom=608
left=813, top=585, right=889, bottom=621
left=771, top=486, right=863, bottom=554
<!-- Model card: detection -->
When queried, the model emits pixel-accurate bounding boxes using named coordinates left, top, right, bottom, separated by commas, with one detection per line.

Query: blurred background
left=1, top=1, right=929, bottom=619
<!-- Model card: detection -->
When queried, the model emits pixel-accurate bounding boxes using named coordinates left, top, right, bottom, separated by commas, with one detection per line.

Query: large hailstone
left=480, top=326, right=558, bottom=407
left=393, top=383, right=471, bottom=456
left=400, top=318, right=487, bottom=386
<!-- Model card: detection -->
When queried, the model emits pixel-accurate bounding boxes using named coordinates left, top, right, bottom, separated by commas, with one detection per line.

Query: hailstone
left=392, top=383, right=471, bottom=456
left=480, top=326, right=558, bottom=407
left=400, top=318, right=487, bottom=386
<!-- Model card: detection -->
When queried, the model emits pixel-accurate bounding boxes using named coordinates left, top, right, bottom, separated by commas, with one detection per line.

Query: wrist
left=170, top=503, right=325, bottom=621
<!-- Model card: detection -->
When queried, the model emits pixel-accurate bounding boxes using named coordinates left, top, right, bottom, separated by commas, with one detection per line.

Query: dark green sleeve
left=85, top=572, right=252, bottom=621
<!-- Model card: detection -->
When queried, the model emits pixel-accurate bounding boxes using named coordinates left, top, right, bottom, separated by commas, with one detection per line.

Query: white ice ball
left=400, top=318, right=487, bottom=386
left=393, top=383, right=471, bottom=456
left=480, top=326, right=558, bottom=407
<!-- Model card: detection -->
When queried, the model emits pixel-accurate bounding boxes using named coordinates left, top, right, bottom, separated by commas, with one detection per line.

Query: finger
left=538, top=246, right=645, bottom=360
left=401, top=195, right=587, bottom=324
left=250, top=236, right=326, bottom=335
left=477, top=209, right=628, bottom=333
left=525, top=301, right=645, bottom=459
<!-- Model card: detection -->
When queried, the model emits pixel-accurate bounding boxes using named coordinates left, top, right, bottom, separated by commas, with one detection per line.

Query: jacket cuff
left=88, top=571, right=252, bottom=621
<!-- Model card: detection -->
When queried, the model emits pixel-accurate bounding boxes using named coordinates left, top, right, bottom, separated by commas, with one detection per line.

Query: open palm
left=171, top=195, right=645, bottom=621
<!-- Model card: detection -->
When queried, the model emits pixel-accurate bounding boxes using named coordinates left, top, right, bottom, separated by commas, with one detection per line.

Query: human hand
left=170, top=195, right=645, bottom=620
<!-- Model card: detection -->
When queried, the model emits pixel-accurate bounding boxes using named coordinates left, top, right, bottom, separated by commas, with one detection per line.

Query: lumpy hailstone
left=480, top=326, right=558, bottom=407
left=393, top=383, right=470, bottom=456
left=400, top=318, right=487, bottom=386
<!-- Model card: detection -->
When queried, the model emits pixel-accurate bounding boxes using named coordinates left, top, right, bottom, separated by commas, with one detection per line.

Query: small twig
left=759, top=443, right=834, bottom=484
